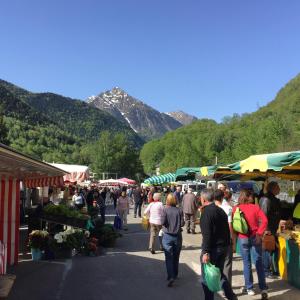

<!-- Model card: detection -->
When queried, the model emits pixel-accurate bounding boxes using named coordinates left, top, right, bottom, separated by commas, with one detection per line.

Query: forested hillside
left=0, top=84, right=80, bottom=162
left=140, top=74, right=300, bottom=174
left=0, top=80, right=142, bottom=146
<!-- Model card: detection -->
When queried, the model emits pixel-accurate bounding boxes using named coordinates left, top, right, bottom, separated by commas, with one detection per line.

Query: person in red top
left=233, top=189, right=268, bottom=299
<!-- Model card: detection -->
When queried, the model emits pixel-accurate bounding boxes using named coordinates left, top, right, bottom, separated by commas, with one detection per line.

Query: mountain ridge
left=87, top=87, right=183, bottom=140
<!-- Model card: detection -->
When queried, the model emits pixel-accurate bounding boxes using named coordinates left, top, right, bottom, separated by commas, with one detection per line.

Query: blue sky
left=1, top=0, right=300, bottom=121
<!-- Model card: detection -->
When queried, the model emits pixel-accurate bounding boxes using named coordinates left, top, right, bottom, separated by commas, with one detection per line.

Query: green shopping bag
left=203, top=263, right=222, bottom=292
left=232, top=207, right=248, bottom=234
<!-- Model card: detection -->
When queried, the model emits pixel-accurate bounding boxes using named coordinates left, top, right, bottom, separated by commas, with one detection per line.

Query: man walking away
left=200, top=189, right=237, bottom=300
left=182, top=188, right=198, bottom=234
left=133, top=187, right=143, bottom=218
left=174, top=186, right=183, bottom=207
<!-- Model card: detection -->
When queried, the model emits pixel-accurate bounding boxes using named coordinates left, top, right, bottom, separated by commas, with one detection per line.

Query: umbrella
left=144, top=173, right=176, bottom=185
left=99, top=179, right=127, bottom=186
left=119, top=178, right=136, bottom=185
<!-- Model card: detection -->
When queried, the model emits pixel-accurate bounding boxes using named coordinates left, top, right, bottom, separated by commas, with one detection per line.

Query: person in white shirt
left=144, top=193, right=165, bottom=254
left=214, top=189, right=233, bottom=285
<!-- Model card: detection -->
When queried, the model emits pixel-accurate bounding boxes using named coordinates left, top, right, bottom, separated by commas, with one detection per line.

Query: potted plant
left=51, top=228, right=87, bottom=259
left=28, top=230, right=49, bottom=261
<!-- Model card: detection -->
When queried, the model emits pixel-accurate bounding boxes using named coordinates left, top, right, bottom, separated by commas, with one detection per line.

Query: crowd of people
left=142, top=181, right=295, bottom=300
left=68, top=181, right=299, bottom=300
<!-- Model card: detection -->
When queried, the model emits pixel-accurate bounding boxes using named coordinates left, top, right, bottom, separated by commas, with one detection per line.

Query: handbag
left=113, top=214, right=122, bottom=230
left=141, top=215, right=150, bottom=230
left=262, top=234, right=275, bottom=252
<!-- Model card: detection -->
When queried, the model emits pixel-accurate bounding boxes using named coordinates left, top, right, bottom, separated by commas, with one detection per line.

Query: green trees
left=0, top=104, right=8, bottom=144
left=83, top=131, right=143, bottom=180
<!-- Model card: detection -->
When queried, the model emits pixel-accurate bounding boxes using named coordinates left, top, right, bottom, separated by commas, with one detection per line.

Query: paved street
left=8, top=206, right=300, bottom=300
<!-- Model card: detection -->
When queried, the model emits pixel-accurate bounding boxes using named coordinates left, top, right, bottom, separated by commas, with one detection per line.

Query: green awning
left=143, top=173, right=176, bottom=185
left=175, top=167, right=200, bottom=181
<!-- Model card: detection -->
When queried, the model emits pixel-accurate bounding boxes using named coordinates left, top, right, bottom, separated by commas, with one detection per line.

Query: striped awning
left=144, top=173, right=176, bottom=185
left=23, top=176, right=64, bottom=188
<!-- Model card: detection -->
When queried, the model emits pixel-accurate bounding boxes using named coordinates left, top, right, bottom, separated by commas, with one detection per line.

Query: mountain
left=0, top=80, right=142, bottom=147
left=87, top=87, right=182, bottom=140
left=0, top=83, right=79, bottom=162
left=0, top=79, right=145, bottom=178
left=165, top=111, right=197, bottom=125
left=140, top=73, right=300, bottom=174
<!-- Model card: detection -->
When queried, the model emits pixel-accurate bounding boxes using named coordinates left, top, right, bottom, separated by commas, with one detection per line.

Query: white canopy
left=49, top=163, right=90, bottom=183
left=98, top=179, right=127, bottom=186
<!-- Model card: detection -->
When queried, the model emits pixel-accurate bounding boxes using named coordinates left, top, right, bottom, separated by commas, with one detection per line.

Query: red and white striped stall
left=0, top=144, right=66, bottom=272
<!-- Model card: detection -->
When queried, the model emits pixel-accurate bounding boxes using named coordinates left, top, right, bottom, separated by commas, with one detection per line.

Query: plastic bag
left=142, top=215, right=150, bottom=230
left=203, top=263, right=222, bottom=292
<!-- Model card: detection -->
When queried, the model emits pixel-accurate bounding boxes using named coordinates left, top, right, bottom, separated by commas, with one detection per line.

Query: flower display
left=28, top=230, right=49, bottom=249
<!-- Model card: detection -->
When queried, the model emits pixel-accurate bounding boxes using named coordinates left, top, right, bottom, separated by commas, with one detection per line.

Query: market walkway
left=8, top=205, right=300, bottom=300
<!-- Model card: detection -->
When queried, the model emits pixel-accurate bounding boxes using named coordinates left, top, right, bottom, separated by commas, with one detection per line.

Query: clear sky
left=1, top=0, right=300, bottom=121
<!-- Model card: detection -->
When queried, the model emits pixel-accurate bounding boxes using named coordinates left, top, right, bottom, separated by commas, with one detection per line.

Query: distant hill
left=0, top=83, right=79, bottom=162
left=87, top=87, right=183, bottom=140
left=0, top=80, right=143, bottom=147
left=140, top=74, right=300, bottom=174
left=165, top=111, right=197, bottom=125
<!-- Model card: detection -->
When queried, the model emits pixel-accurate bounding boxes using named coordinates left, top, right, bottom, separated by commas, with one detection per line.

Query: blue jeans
left=162, top=233, right=182, bottom=280
left=201, top=246, right=236, bottom=300
left=239, top=237, right=267, bottom=290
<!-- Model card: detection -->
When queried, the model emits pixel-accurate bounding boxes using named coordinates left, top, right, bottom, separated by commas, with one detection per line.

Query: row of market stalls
left=143, top=151, right=300, bottom=184
left=142, top=150, right=300, bottom=289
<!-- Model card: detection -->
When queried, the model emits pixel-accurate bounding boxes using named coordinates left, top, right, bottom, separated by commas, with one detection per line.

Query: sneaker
left=167, top=279, right=174, bottom=287
left=187, top=230, right=191, bottom=234
left=247, top=289, right=255, bottom=296
left=261, top=290, right=268, bottom=299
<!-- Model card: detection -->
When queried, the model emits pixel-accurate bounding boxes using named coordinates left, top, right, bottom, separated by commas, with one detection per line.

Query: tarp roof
left=144, top=173, right=176, bottom=185
left=175, top=167, right=200, bottom=181
left=49, top=163, right=89, bottom=183
left=210, top=151, right=300, bottom=181
left=0, top=143, right=66, bottom=181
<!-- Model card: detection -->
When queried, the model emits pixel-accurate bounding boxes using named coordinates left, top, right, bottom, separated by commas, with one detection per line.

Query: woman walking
left=233, top=189, right=268, bottom=299
left=162, top=193, right=185, bottom=287
left=116, top=189, right=130, bottom=230
left=144, top=193, right=164, bottom=254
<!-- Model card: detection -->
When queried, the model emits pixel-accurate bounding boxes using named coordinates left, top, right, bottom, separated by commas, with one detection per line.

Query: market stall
left=0, top=143, right=66, bottom=270
left=203, top=151, right=300, bottom=288
left=143, top=173, right=176, bottom=185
